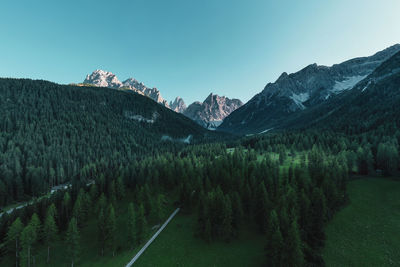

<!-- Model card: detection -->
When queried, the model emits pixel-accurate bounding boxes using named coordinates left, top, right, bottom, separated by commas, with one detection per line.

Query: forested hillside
left=0, top=78, right=218, bottom=206
left=0, top=121, right=398, bottom=266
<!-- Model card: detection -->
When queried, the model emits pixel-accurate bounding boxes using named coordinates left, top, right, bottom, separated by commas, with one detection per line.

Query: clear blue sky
left=1, top=0, right=399, bottom=104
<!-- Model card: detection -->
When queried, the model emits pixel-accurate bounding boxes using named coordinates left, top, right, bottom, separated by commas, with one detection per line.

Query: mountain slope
left=219, top=44, right=400, bottom=134
left=183, top=93, right=243, bottom=129
left=83, top=69, right=169, bottom=107
left=297, top=50, right=400, bottom=131
left=0, top=78, right=218, bottom=202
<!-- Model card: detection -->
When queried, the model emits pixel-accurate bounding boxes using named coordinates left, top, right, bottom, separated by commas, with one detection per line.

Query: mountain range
left=83, top=70, right=243, bottom=129
left=219, top=44, right=400, bottom=134
left=83, top=70, right=170, bottom=107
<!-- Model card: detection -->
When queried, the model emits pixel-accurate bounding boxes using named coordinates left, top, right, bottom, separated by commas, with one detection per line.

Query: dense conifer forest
left=0, top=79, right=399, bottom=266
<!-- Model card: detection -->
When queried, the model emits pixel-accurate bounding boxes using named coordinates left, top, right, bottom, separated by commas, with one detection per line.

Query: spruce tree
left=43, top=213, right=58, bottom=263
left=221, top=195, right=233, bottom=242
left=66, top=218, right=80, bottom=267
left=284, top=220, right=304, bottom=266
left=127, top=203, right=136, bottom=249
left=105, top=204, right=117, bottom=256
left=265, top=210, right=283, bottom=267
left=6, top=217, right=24, bottom=267
left=20, top=224, right=37, bottom=267
left=97, top=208, right=106, bottom=256
left=136, top=204, right=147, bottom=244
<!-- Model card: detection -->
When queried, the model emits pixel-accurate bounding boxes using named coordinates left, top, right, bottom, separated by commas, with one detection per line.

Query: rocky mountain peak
left=170, top=97, right=187, bottom=113
left=84, top=69, right=123, bottom=88
left=83, top=70, right=169, bottom=108
left=220, top=44, right=400, bottom=134
left=183, top=93, right=243, bottom=130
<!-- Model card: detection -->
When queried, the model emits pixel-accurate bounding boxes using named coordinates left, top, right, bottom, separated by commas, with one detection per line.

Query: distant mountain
left=219, top=44, right=400, bottom=134
left=290, top=49, right=400, bottom=131
left=183, top=93, right=243, bottom=130
left=170, top=97, right=187, bottom=113
left=83, top=70, right=169, bottom=107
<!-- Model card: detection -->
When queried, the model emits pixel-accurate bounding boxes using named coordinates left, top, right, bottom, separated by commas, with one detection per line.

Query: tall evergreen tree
left=105, top=204, right=117, bottom=256
left=283, top=220, right=304, bottom=267
left=127, top=203, right=136, bottom=249
left=6, top=217, right=24, bottom=267
left=265, top=210, right=284, bottom=267
left=136, top=204, right=147, bottom=244
left=66, top=218, right=80, bottom=267
left=43, top=213, right=58, bottom=263
left=20, top=225, right=36, bottom=267
left=97, top=208, right=106, bottom=256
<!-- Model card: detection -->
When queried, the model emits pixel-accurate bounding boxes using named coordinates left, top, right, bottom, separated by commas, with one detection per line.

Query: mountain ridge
left=219, top=44, right=400, bottom=134
left=83, top=69, right=169, bottom=107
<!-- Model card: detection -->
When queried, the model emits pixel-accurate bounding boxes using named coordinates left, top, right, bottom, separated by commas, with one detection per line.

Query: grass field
left=323, top=177, right=400, bottom=266
left=135, top=214, right=266, bottom=267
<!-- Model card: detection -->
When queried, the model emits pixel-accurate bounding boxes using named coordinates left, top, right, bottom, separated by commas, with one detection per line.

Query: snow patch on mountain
left=290, top=93, right=309, bottom=110
left=332, top=75, right=367, bottom=93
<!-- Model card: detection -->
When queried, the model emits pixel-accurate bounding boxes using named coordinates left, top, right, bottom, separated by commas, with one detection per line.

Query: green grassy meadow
left=135, top=214, right=266, bottom=267
left=323, top=177, right=400, bottom=266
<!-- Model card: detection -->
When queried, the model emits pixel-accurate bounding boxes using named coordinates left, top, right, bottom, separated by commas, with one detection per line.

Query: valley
left=1, top=2, right=400, bottom=265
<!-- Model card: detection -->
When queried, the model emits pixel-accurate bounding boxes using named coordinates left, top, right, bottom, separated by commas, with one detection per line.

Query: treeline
left=0, top=178, right=167, bottom=266
left=241, top=128, right=400, bottom=176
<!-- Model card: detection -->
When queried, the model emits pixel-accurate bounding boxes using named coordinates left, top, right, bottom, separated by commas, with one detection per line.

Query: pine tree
left=309, top=188, right=327, bottom=248
left=284, top=220, right=304, bottom=266
left=6, top=217, right=24, bottom=267
left=63, top=192, right=72, bottom=221
left=231, top=192, right=243, bottom=236
left=265, top=210, right=283, bottom=267
left=136, top=204, right=147, bottom=244
left=127, top=203, right=136, bottom=249
left=29, top=213, right=41, bottom=237
left=43, top=213, right=58, bottom=263
left=116, top=176, right=125, bottom=200
left=66, top=218, right=80, bottom=267
left=72, top=195, right=83, bottom=227
left=221, top=195, right=233, bottom=242
left=20, top=224, right=37, bottom=267
left=96, top=193, right=107, bottom=214
left=97, top=207, right=106, bottom=256
left=105, top=204, right=117, bottom=256
left=255, top=182, right=271, bottom=232
left=46, top=203, right=57, bottom=220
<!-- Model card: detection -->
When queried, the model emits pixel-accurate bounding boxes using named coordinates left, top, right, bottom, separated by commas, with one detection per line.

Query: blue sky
left=1, top=0, right=399, bottom=104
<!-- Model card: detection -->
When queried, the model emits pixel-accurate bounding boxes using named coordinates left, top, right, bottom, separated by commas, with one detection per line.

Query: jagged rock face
left=183, top=93, right=243, bottom=129
left=83, top=70, right=169, bottom=108
left=84, top=70, right=123, bottom=88
left=219, top=44, right=400, bottom=134
left=169, top=97, right=187, bottom=113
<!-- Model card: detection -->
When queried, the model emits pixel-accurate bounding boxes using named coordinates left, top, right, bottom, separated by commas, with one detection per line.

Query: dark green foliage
left=43, top=213, right=58, bottom=263
left=97, top=208, right=106, bottom=256
left=0, top=78, right=212, bottom=206
left=136, top=204, right=147, bottom=244
left=66, top=217, right=80, bottom=266
left=265, top=210, right=284, bottom=266
left=6, top=217, right=24, bottom=266
left=127, top=203, right=136, bottom=249
left=377, top=142, right=399, bottom=176
left=105, top=204, right=117, bottom=256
